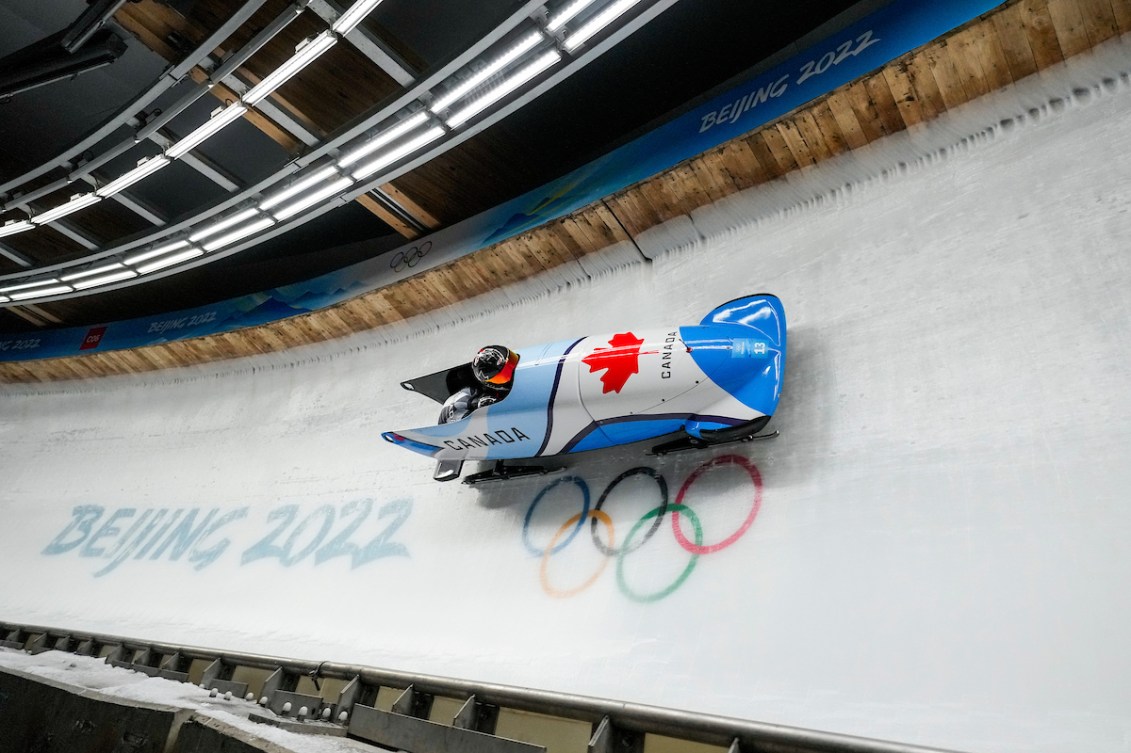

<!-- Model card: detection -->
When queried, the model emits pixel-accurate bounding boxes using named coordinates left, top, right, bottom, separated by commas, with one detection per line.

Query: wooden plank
left=924, top=41, right=971, bottom=111
left=774, top=120, right=818, bottom=168
left=1046, top=0, right=1093, bottom=57
left=882, top=63, right=926, bottom=128
left=822, top=90, right=870, bottom=150
left=641, top=168, right=682, bottom=220
left=555, top=215, right=602, bottom=260
left=631, top=176, right=679, bottom=228
left=354, top=194, right=419, bottom=239
left=114, top=0, right=187, bottom=61
left=754, top=127, right=800, bottom=174
left=1017, top=0, right=1066, bottom=69
left=687, top=155, right=736, bottom=204
left=808, top=99, right=852, bottom=157
left=1112, top=0, right=1131, bottom=34
left=862, top=73, right=906, bottom=136
left=587, top=201, right=633, bottom=246
left=992, top=1, right=1041, bottom=80
left=842, top=80, right=887, bottom=144
left=795, top=110, right=836, bottom=162
left=710, top=139, right=771, bottom=191
left=903, top=49, right=948, bottom=121
left=968, top=17, right=1017, bottom=91
left=1076, top=0, right=1122, bottom=46
left=377, top=183, right=443, bottom=229
left=947, top=27, right=993, bottom=101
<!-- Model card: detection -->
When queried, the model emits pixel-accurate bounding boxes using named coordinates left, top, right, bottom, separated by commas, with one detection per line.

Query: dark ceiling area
left=0, top=0, right=866, bottom=333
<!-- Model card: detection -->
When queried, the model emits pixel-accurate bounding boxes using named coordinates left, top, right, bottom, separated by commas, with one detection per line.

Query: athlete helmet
left=472, top=345, right=518, bottom=389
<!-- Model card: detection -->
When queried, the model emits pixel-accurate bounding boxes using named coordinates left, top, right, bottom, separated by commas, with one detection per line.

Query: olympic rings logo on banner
left=521, top=455, right=763, bottom=602
left=389, top=240, right=432, bottom=272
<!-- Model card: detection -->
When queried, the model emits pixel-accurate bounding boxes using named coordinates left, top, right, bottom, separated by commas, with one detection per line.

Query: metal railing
left=0, top=620, right=971, bottom=753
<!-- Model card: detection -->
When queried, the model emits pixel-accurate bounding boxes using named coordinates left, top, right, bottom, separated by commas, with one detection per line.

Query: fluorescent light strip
left=166, top=104, right=249, bottom=159
left=202, top=216, right=276, bottom=252
left=446, top=50, right=561, bottom=128
left=95, top=156, right=171, bottom=198
left=125, top=239, right=191, bottom=265
left=351, top=126, right=446, bottom=180
left=331, top=0, right=388, bottom=34
left=563, top=0, right=645, bottom=51
left=136, top=247, right=204, bottom=274
left=189, top=208, right=262, bottom=242
left=61, top=261, right=126, bottom=282
left=546, top=0, right=599, bottom=32
left=271, top=177, right=353, bottom=220
left=337, top=112, right=430, bottom=167
left=0, top=278, right=61, bottom=293
left=9, top=285, right=72, bottom=301
left=243, top=31, right=338, bottom=105
left=31, top=194, right=101, bottom=225
left=72, top=269, right=138, bottom=290
left=0, top=295, right=8, bottom=303
left=431, top=31, right=543, bottom=111
left=260, top=166, right=342, bottom=210
left=0, top=220, right=32, bottom=238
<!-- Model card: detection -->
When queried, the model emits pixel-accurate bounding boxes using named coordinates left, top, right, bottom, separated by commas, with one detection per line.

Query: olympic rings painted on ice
left=521, top=455, right=764, bottom=601
left=540, top=510, right=613, bottom=598
left=671, top=455, right=762, bottom=555
left=522, top=476, right=589, bottom=557
left=616, top=504, right=701, bottom=603
left=389, top=240, right=432, bottom=272
left=590, top=466, right=668, bottom=557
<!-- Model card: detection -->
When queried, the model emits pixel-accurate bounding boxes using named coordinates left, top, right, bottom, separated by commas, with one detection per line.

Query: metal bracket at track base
left=349, top=702, right=545, bottom=753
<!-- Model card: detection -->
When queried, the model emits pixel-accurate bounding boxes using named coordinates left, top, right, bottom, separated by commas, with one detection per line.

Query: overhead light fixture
left=260, top=166, right=342, bottom=210
left=0, top=278, right=62, bottom=294
left=31, top=193, right=102, bottom=225
left=351, top=126, right=445, bottom=180
left=271, top=176, right=353, bottom=220
left=61, top=261, right=126, bottom=282
left=125, top=239, right=191, bottom=266
left=0, top=295, right=8, bottom=303
left=9, top=285, right=73, bottom=301
left=72, top=269, right=138, bottom=290
left=166, top=104, right=249, bottom=159
left=0, top=220, right=32, bottom=238
left=331, top=0, right=389, bottom=34
left=95, top=155, right=170, bottom=197
left=563, top=0, right=645, bottom=51
left=135, top=246, right=204, bottom=274
left=201, top=216, right=276, bottom=252
left=546, top=0, right=599, bottom=32
left=243, top=31, right=338, bottom=105
left=431, top=31, right=543, bottom=112
left=337, top=112, right=430, bottom=167
left=446, top=50, right=561, bottom=128
left=189, top=208, right=263, bottom=242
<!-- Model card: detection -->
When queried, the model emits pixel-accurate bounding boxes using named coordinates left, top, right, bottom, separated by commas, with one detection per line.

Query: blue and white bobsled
left=382, top=294, right=786, bottom=483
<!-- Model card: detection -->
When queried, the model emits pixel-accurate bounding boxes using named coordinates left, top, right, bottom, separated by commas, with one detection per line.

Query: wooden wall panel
left=3, top=0, right=1129, bottom=383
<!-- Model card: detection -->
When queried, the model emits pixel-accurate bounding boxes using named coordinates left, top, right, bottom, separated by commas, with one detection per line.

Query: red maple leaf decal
left=582, top=332, right=646, bottom=394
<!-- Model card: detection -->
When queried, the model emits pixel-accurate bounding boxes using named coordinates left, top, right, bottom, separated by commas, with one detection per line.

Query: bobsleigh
left=382, top=294, right=786, bottom=484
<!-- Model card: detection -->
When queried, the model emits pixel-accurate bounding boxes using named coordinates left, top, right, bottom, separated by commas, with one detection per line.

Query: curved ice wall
left=2, top=36, right=1130, bottom=753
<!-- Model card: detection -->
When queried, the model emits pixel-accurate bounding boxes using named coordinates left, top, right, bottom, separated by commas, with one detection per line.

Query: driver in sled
left=439, top=345, right=518, bottom=423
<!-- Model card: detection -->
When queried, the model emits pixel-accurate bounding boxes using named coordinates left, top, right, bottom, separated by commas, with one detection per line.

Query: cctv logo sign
left=80, top=326, right=107, bottom=350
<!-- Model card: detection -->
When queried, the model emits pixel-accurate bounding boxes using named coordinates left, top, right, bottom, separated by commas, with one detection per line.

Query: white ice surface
left=2, top=35, right=1131, bottom=753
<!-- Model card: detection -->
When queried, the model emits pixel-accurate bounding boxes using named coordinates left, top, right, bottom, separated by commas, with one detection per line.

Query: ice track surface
left=3, top=36, right=1131, bottom=753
